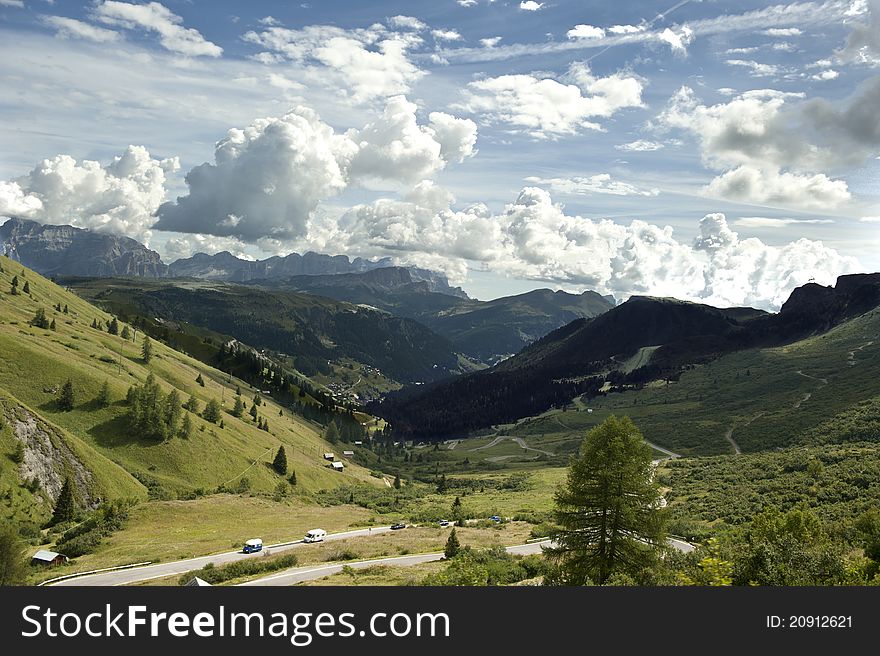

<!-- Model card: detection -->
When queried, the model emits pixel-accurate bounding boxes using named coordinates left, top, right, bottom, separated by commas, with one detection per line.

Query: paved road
left=240, top=541, right=551, bottom=586
left=51, top=527, right=394, bottom=586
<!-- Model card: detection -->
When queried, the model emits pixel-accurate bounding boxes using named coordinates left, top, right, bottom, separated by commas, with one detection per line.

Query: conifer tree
left=51, top=477, right=77, bottom=525
left=444, top=528, right=461, bottom=559
left=180, top=412, right=193, bottom=439
left=63, top=304, right=69, bottom=314
left=202, top=398, right=221, bottom=424
left=121, top=325, right=131, bottom=340
left=49, top=318, right=56, bottom=331
left=289, top=471, right=297, bottom=486
left=273, top=446, right=288, bottom=475
left=108, top=317, right=119, bottom=335
left=196, top=373, right=205, bottom=387
left=142, top=335, right=152, bottom=363
left=58, top=379, right=75, bottom=411
left=30, top=307, right=49, bottom=329
left=22, top=280, right=29, bottom=294
left=325, top=421, right=340, bottom=444
left=394, top=474, right=401, bottom=489
left=546, top=416, right=666, bottom=585
left=96, top=380, right=110, bottom=407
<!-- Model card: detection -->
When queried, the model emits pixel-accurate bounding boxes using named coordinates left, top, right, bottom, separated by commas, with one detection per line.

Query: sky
left=1, top=0, right=879, bottom=307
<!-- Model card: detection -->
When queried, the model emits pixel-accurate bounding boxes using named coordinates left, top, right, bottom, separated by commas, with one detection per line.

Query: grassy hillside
left=0, top=256, right=378, bottom=526
left=507, top=307, right=880, bottom=455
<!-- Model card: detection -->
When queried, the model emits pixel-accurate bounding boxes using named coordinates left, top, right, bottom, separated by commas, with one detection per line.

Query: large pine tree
left=546, top=415, right=666, bottom=585
left=58, top=379, right=75, bottom=412
left=51, top=477, right=77, bottom=525
left=272, top=446, right=288, bottom=475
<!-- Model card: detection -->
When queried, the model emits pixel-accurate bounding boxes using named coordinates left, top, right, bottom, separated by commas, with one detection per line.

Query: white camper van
left=304, top=529, right=326, bottom=543
left=243, top=538, right=263, bottom=554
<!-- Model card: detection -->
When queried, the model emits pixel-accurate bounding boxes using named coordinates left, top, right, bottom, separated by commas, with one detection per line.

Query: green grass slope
left=0, top=256, right=379, bottom=523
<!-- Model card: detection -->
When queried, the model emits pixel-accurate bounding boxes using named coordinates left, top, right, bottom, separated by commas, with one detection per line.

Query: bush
left=178, top=553, right=299, bottom=585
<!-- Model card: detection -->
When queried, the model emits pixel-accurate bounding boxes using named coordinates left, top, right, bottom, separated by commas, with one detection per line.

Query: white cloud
left=725, top=59, right=782, bottom=77
left=704, top=165, right=851, bottom=210
left=615, top=139, right=664, bottom=152
left=387, top=15, right=426, bottom=31
left=519, top=1, right=544, bottom=11
left=432, top=29, right=462, bottom=41
left=458, top=63, right=643, bottom=138
left=524, top=174, right=659, bottom=197
left=0, top=1, right=25, bottom=8
left=335, top=186, right=856, bottom=310
left=154, top=97, right=476, bottom=241
left=258, top=16, right=281, bottom=27
left=480, top=36, right=502, bottom=48
left=567, top=25, right=605, bottom=40
left=657, top=26, right=694, bottom=54
left=839, top=0, right=880, bottom=65
left=811, top=69, right=840, bottom=80
left=0, top=181, right=43, bottom=217
left=734, top=216, right=834, bottom=228
left=93, top=1, right=222, bottom=57
left=860, top=216, right=880, bottom=222
left=763, top=27, right=802, bottom=36
left=608, top=24, right=645, bottom=35
left=3, top=145, right=178, bottom=243
left=42, top=16, right=121, bottom=43
left=457, top=0, right=478, bottom=7
left=242, top=23, right=424, bottom=102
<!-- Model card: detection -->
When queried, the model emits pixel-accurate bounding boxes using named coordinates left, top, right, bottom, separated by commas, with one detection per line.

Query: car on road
left=242, top=538, right=263, bottom=554
left=390, top=523, right=406, bottom=530
left=304, top=529, right=326, bottom=543
left=489, top=515, right=502, bottom=522
left=438, top=520, right=450, bottom=527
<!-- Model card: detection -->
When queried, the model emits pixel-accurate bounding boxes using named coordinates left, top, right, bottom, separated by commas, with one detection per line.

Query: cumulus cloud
left=333, top=185, right=854, bottom=309
left=524, top=174, right=659, bottom=197
left=0, top=0, right=25, bottom=7
left=458, top=63, right=643, bottom=138
left=432, top=29, right=462, bottom=41
left=705, top=166, right=850, bottom=212
left=242, top=23, right=424, bottom=102
left=93, top=1, right=222, bottom=57
left=42, top=16, right=122, bottom=43
left=811, top=69, right=840, bottom=80
left=387, top=15, right=426, bottom=31
left=1, top=145, right=178, bottom=243
left=519, top=1, right=544, bottom=11
left=567, top=25, right=605, bottom=40
left=154, top=97, right=477, bottom=241
left=480, top=36, right=502, bottom=48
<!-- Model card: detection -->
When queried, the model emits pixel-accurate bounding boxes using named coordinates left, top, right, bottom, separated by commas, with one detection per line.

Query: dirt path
left=470, top=435, right=554, bottom=458
left=848, top=338, right=876, bottom=366
left=793, top=370, right=828, bottom=409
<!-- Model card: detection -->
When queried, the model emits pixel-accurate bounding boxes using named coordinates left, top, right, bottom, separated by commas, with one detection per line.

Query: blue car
left=243, top=538, right=263, bottom=553
left=490, top=515, right=502, bottom=522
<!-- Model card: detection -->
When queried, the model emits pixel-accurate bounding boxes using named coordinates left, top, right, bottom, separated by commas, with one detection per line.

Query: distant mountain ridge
left=0, top=217, right=167, bottom=278
left=375, top=274, right=880, bottom=439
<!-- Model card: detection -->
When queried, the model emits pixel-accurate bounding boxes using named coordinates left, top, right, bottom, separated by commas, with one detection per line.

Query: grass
left=0, top=255, right=379, bottom=527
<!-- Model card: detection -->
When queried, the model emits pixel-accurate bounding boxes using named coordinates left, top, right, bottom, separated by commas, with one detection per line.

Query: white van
left=304, top=529, right=326, bottom=543
left=243, top=538, right=263, bottom=554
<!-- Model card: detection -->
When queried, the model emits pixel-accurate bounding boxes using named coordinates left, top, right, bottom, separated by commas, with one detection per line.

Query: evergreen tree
left=262, top=419, right=269, bottom=432
left=180, top=412, right=193, bottom=439
left=232, top=396, right=245, bottom=418
left=289, top=471, right=297, bottom=486
left=437, top=473, right=447, bottom=494
left=184, top=393, right=199, bottom=414
left=164, top=390, right=182, bottom=439
left=49, top=318, right=56, bottom=331
left=202, top=398, right=222, bottom=424
left=51, top=477, right=77, bottom=525
left=235, top=385, right=241, bottom=396
left=121, top=325, right=131, bottom=340
left=22, top=280, right=30, bottom=294
left=108, top=317, right=119, bottom=335
left=58, top=379, right=75, bottom=411
left=394, top=474, right=402, bottom=489
left=196, top=373, right=205, bottom=387
left=0, top=524, right=28, bottom=585
left=249, top=403, right=258, bottom=421
left=30, top=307, right=50, bottom=329
left=142, top=335, right=153, bottom=363
left=546, top=416, right=665, bottom=585
left=95, top=379, right=111, bottom=407
left=444, top=528, right=461, bottom=559
left=63, top=304, right=69, bottom=314
left=91, top=318, right=98, bottom=329
left=325, top=420, right=340, bottom=444
left=273, top=446, right=288, bottom=475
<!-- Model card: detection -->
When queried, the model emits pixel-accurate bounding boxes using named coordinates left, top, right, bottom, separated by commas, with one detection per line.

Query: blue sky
left=1, top=0, right=879, bottom=307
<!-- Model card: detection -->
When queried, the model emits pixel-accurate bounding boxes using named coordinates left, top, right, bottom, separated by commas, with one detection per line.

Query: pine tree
left=51, top=477, right=77, bottom=525
left=30, top=307, right=50, bottom=329
left=232, top=396, right=245, bottom=418
left=142, top=335, right=153, bottom=363
left=180, top=412, right=193, bottom=439
left=249, top=403, right=258, bottom=421
left=22, top=280, right=30, bottom=294
left=196, top=373, right=205, bottom=387
left=121, top=325, right=131, bottom=340
left=91, top=318, right=98, bottom=329
left=58, top=379, right=75, bottom=411
left=393, top=474, right=401, bottom=489
left=262, top=419, right=269, bottom=432
left=437, top=473, right=447, bottom=493
left=49, top=318, right=56, bottom=331
left=108, top=317, right=119, bottom=335
left=546, top=416, right=666, bottom=585
left=10, top=276, right=18, bottom=295
left=325, top=421, right=340, bottom=444
left=0, top=524, right=28, bottom=585
left=63, top=304, right=69, bottom=314
left=95, top=379, right=111, bottom=407
left=273, top=446, right=288, bottom=475
left=289, top=471, right=297, bottom=486
left=184, top=393, right=199, bottom=414
left=202, top=398, right=221, bottom=424
left=444, top=528, right=461, bottom=559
